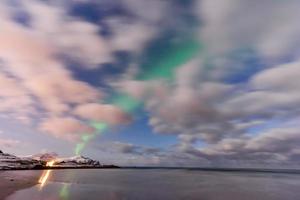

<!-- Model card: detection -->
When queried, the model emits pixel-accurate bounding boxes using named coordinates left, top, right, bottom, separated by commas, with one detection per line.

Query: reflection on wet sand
left=38, top=161, right=55, bottom=189
left=8, top=169, right=300, bottom=200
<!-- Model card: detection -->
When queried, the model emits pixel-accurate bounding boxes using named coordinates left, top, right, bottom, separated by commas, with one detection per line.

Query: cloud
left=110, top=0, right=300, bottom=163
left=94, top=140, right=211, bottom=167
left=25, top=72, right=101, bottom=114
left=74, top=103, right=132, bottom=125
left=120, top=0, right=168, bottom=24
left=107, top=18, right=157, bottom=53
left=95, top=141, right=185, bottom=166
left=97, top=141, right=161, bottom=156
left=144, top=60, right=235, bottom=142
left=0, top=138, right=20, bottom=148
left=1, top=0, right=300, bottom=167
left=178, top=126, right=300, bottom=166
left=142, top=57, right=300, bottom=145
left=116, top=40, right=300, bottom=167
left=0, top=72, right=32, bottom=118
left=93, top=125, right=300, bottom=167
left=0, top=0, right=130, bottom=141
left=245, top=128, right=300, bottom=154
left=39, top=117, right=95, bottom=141
left=251, top=61, right=300, bottom=91
left=87, top=0, right=300, bottom=166
left=198, top=0, right=300, bottom=60
left=0, top=0, right=102, bottom=110
left=22, top=0, right=112, bottom=67
left=224, top=61, right=300, bottom=119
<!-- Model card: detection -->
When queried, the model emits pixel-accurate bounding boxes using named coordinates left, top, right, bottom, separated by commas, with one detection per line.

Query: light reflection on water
left=7, top=169, right=300, bottom=200
left=38, top=161, right=56, bottom=190
left=38, top=170, right=52, bottom=189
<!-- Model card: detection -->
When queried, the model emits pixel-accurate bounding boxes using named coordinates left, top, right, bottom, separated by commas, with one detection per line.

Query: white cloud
left=23, top=0, right=112, bottom=67
left=179, top=126, right=300, bottom=166
left=251, top=61, right=300, bottom=91
left=198, top=0, right=300, bottom=60
left=107, top=18, right=157, bottom=53
left=223, top=61, right=300, bottom=118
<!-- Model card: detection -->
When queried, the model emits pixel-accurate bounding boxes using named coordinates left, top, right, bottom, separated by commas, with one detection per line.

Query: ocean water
left=7, top=169, right=300, bottom=200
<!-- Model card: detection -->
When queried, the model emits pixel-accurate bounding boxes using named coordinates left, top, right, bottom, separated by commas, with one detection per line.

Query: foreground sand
left=0, top=170, right=41, bottom=199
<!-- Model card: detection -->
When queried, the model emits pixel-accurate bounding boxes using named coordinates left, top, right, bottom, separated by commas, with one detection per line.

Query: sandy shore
left=0, top=170, right=41, bottom=199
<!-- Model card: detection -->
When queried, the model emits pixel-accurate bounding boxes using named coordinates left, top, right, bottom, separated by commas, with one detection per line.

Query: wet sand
left=7, top=169, right=300, bottom=200
left=0, top=170, right=41, bottom=200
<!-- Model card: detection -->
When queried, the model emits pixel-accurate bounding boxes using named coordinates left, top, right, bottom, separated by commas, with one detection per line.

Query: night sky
left=0, top=0, right=300, bottom=168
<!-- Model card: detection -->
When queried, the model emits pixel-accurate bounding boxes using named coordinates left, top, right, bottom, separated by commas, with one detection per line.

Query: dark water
left=7, top=169, right=300, bottom=200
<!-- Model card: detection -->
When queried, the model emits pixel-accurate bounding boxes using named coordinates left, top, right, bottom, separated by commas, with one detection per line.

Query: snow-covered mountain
left=0, top=150, right=109, bottom=170
left=27, top=152, right=58, bottom=162
left=55, top=155, right=101, bottom=167
left=0, top=150, right=43, bottom=170
left=29, top=153, right=102, bottom=167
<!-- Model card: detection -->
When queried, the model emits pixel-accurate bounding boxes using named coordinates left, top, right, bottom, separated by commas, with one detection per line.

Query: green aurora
left=74, top=37, right=202, bottom=155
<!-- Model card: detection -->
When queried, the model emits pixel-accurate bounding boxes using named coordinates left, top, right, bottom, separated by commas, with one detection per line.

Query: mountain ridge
left=0, top=150, right=118, bottom=170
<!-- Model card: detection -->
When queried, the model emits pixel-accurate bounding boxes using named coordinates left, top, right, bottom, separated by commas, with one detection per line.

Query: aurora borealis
left=74, top=35, right=202, bottom=155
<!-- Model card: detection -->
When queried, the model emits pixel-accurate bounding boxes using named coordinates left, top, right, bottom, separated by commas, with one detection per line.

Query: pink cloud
left=0, top=1, right=130, bottom=141
left=0, top=138, right=20, bottom=148
left=39, top=117, right=95, bottom=142
left=25, top=73, right=101, bottom=114
left=74, top=103, right=131, bottom=125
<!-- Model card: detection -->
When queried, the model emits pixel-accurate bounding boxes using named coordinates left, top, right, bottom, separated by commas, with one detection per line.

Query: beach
left=6, top=169, right=300, bottom=200
left=0, top=170, right=41, bottom=200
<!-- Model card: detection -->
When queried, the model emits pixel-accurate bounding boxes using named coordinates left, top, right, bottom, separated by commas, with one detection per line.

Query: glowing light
left=90, top=122, right=108, bottom=131
left=38, top=160, right=55, bottom=189
left=46, top=160, right=55, bottom=167
left=75, top=142, right=86, bottom=156
left=75, top=122, right=109, bottom=155
left=38, top=170, right=52, bottom=189
left=137, top=39, right=202, bottom=80
left=111, top=94, right=141, bottom=113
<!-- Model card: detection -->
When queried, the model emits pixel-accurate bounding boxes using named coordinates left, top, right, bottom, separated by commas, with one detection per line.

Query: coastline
left=0, top=165, right=120, bottom=171
left=0, top=170, right=41, bottom=199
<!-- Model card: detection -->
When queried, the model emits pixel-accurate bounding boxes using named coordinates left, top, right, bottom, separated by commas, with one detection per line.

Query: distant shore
left=125, top=167, right=300, bottom=174
left=0, top=170, right=41, bottom=199
left=0, top=165, right=120, bottom=171
left=1, top=166, right=300, bottom=174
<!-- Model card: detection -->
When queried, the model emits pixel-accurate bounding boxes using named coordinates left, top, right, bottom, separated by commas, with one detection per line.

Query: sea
left=6, top=168, right=300, bottom=200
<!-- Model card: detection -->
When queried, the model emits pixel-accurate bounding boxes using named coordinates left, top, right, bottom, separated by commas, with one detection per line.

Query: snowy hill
left=0, top=150, right=114, bottom=170
left=0, top=150, right=43, bottom=170
left=29, top=153, right=102, bottom=167
left=27, top=152, right=58, bottom=162
left=54, top=155, right=101, bottom=167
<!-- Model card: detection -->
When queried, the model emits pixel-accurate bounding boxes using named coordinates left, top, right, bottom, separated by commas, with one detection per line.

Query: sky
left=0, top=0, right=300, bottom=168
